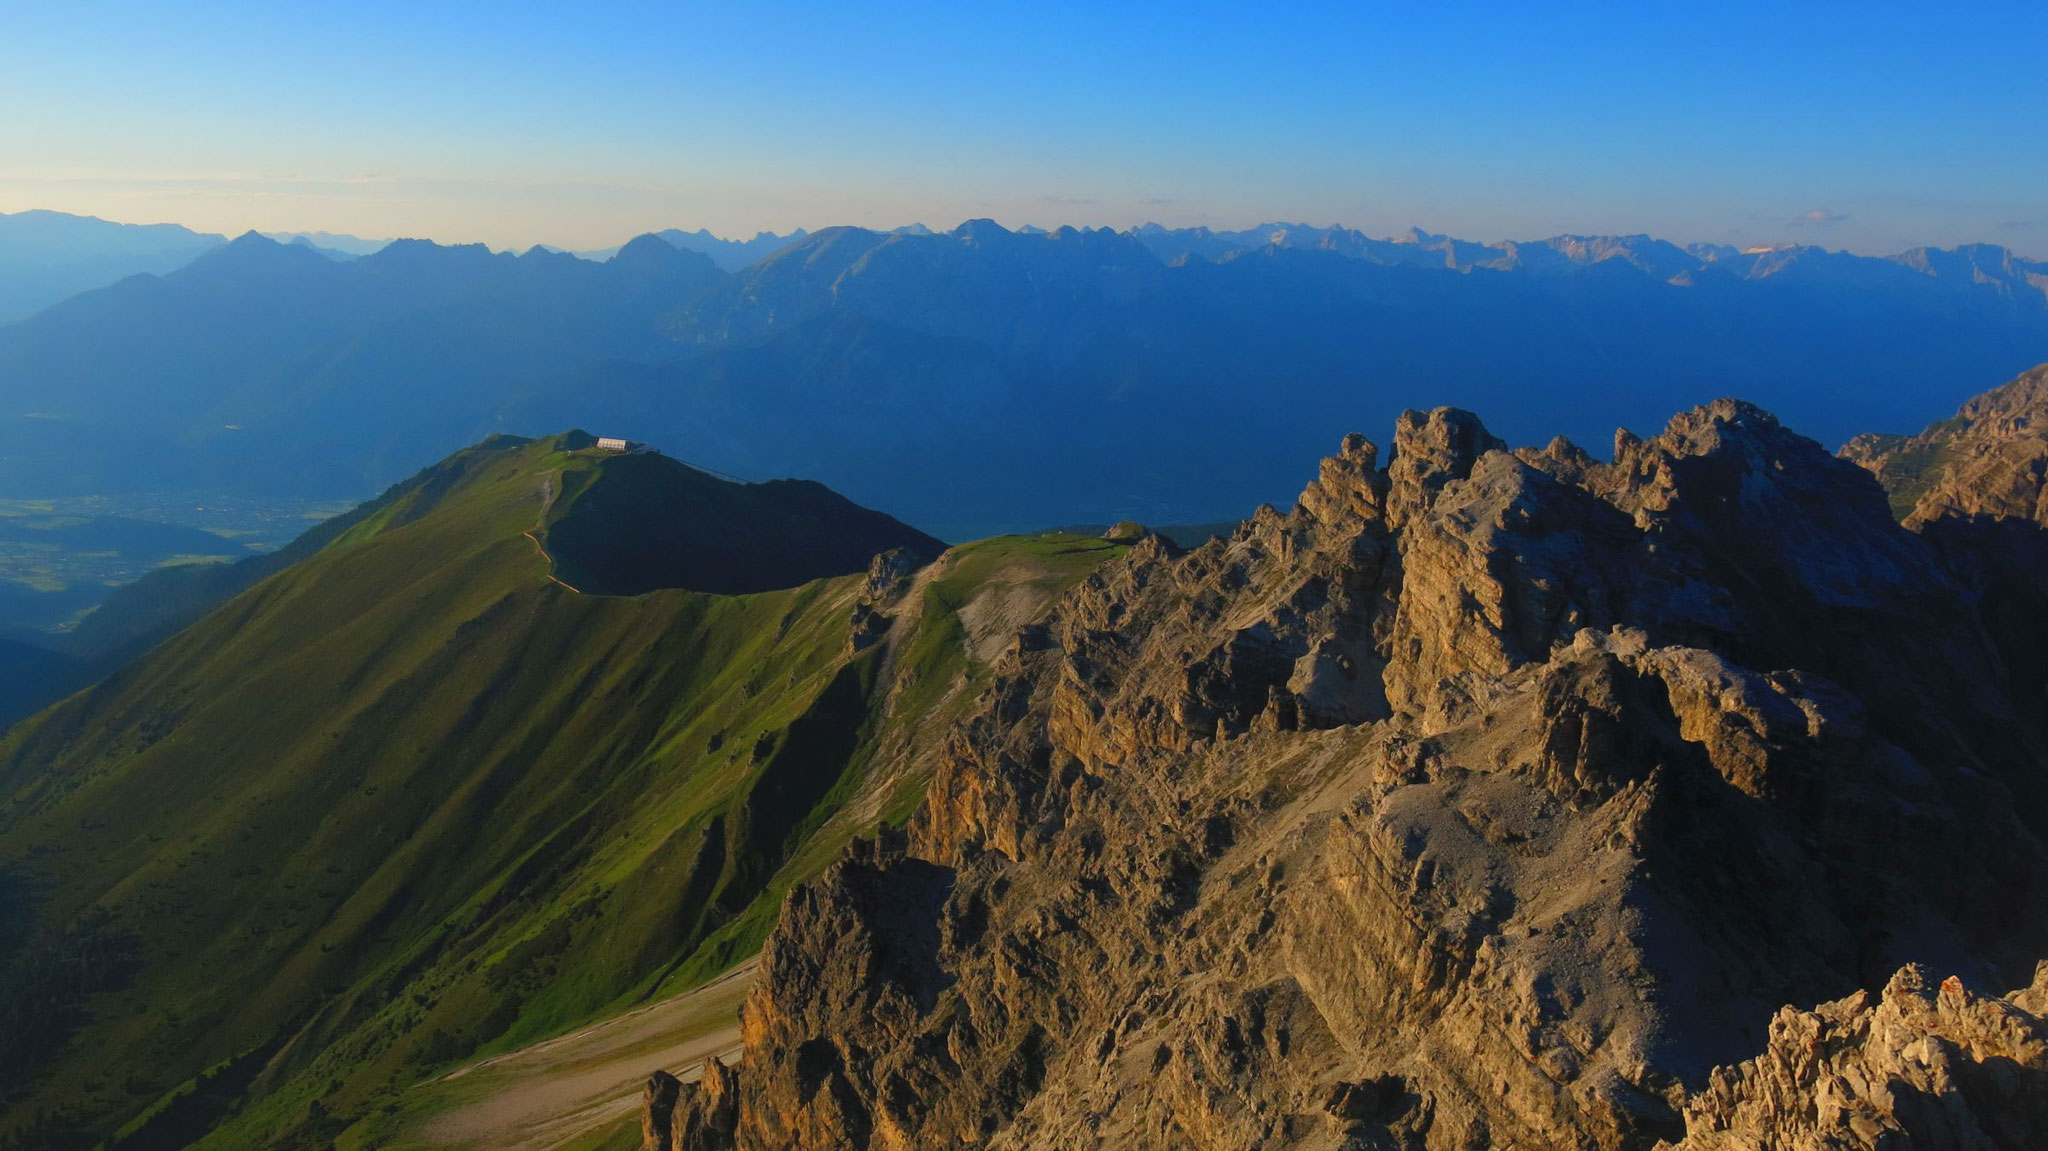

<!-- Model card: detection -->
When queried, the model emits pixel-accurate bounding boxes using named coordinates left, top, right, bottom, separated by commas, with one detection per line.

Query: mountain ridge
left=0, top=219, right=2043, bottom=548
left=0, top=209, right=229, bottom=323
left=630, top=375, right=2048, bottom=1150
left=0, top=230, right=726, bottom=501
left=0, top=431, right=1120, bottom=1149
left=3, top=372, right=2047, bottom=1148
left=1842, top=362, right=2048, bottom=526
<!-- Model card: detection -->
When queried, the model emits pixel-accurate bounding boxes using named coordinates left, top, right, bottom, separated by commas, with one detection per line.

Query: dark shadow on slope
left=0, top=638, right=89, bottom=730
left=725, top=657, right=878, bottom=900
left=0, top=864, right=144, bottom=1103
left=1918, top=514, right=2048, bottom=842
left=101, top=1035, right=285, bottom=1151
left=541, top=450, right=942, bottom=596
left=638, top=656, right=889, bottom=996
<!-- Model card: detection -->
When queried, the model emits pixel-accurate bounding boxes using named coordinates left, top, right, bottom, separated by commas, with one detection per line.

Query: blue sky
left=2, top=0, right=2043, bottom=253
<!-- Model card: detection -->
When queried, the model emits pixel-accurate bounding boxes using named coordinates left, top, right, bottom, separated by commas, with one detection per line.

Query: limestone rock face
left=1844, top=362, right=2048, bottom=528
left=643, top=1070, right=681, bottom=1151
left=1671, top=963, right=2048, bottom=1150
left=645, top=394, right=2048, bottom=1149
left=643, top=1057, right=742, bottom=1151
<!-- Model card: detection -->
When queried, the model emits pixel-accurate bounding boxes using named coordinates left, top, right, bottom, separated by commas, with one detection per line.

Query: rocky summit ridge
left=1844, top=362, right=2048, bottom=529
left=643, top=386, right=2048, bottom=1149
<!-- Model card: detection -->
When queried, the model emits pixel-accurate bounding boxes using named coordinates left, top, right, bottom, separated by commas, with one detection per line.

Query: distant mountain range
left=258, top=230, right=392, bottom=258
left=0, top=210, right=224, bottom=323
left=578, top=225, right=953, bottom=268
left=577, top=227, right=811, bottom=269
left=0, top=212, right=401, bottom=323
left=0, top=230, right=722, bottom=499
left=0, top=216, right=2043, bottom=540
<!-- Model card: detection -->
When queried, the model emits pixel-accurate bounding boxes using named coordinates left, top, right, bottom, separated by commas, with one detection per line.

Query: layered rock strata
left=1844, top=362, right=2048, bottom=528
left=1672, top=963, right=2048, bottom=1150
left=648, top=397, right=2048, bottom=1150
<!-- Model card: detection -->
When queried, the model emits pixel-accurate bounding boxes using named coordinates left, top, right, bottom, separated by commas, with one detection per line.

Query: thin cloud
left=4, top=171, right=667, bottom=197
left=1792, top=207, right=1848, bottom=227
left=1036, top=194, right=1099, bottom=206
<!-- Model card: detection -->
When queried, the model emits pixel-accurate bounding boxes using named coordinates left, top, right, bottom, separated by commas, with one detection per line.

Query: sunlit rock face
left=1671, top=963, right=2048, bottom=1151
left=1845, top=362, right=2048, bottom=530
left=650, top=392, right=2048, bottom=1151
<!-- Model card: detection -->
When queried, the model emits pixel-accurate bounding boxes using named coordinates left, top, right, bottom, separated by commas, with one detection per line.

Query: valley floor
left=405, top=962, right=755, bottom=1151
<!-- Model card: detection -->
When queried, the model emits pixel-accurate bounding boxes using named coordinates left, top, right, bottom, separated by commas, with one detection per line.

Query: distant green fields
left=0, top=493, right=350, bottom=634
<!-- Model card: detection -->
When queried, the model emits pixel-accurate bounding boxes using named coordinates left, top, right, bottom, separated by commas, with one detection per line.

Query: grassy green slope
left=56, top=434, right=545, bottom=673
left=0, top=434, right=1125, bottom=1151
left=0, top=435, right=932, bottom=1149
left=1846, top=427, right=1961, bottom=520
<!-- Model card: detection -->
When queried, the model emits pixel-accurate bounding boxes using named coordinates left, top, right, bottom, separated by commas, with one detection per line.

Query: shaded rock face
left=644, top=1070, right=682, bottom=1151
left=1845, top=362, right=2048, bottom=838
left=644, top=1057, right=742, bottom=1151
left=657, top=397, right=2048, bottom=1149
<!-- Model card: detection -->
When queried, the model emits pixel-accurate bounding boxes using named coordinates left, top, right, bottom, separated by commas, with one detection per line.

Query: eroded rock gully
left=648, top=398, right=2048, bottom=1150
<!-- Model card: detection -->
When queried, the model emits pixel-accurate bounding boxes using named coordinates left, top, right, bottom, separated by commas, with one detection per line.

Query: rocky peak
left=1294, top=431, right=1386, bottom=530
left=1601, top=398, right=1944, bottom=620
left=1672, top=962, right=2048, bottom=1149
left=1606, top=398, right=1879, bottom=523
left=1517, top=434, right=1599, bottom=483
left=951, top=217, right=1011, bottom=244
left=1385, top=407, right=1508, bottom=528
left=637, top=391, right=2048, bottom=1151
left=609, top=231, right=721, bottom=281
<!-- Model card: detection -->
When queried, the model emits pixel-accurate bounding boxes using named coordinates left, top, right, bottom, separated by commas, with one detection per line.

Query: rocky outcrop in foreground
left=645, top=1058, right=742, bottom=1151
left=646, top=390, right=2048, bottom=1150
left=1673, top=963, right=2048, bottom=1150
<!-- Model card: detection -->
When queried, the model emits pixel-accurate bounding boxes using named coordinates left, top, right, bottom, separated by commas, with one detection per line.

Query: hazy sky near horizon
left=3, top=1, right=2044, bottom=254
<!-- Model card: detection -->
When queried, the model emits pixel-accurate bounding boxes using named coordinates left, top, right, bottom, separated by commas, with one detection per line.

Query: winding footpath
left=523, top=472, right=584, bottom=594
left=416, top=961, right=756, bottom=1150
left=521, top=529, right=583, bottom=594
